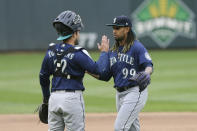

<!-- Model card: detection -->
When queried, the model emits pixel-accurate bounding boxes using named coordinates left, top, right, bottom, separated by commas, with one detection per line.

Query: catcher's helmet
left=53, top=10, right=83, bottom=40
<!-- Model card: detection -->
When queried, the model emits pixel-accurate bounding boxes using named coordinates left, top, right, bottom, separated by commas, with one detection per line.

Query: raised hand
left=98, top=35, right=109, bottom=52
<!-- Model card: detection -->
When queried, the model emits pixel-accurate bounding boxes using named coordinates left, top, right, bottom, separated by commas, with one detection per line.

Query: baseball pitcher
left=97, top=15, right=153, bottom=131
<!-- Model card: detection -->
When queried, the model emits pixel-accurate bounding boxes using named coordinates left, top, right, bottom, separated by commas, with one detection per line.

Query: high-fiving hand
left=98, top=35, right=110, bottom=52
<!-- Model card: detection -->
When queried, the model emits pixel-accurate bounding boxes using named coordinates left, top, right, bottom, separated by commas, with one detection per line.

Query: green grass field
left=0, top=50, right=197, bottom=114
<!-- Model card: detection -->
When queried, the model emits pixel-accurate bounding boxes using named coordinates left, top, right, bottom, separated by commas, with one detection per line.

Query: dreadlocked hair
left=111, top=28, right=136, bottom=53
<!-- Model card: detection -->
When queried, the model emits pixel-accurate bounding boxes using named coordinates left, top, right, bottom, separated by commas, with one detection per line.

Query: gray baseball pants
left=114, top=86, right=148, bottom=131
left=48, top=90, right=85, bottom=131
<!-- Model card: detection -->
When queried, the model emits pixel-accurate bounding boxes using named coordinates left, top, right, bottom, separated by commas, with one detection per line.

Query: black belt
left=116, top=85, right=136, bottom=92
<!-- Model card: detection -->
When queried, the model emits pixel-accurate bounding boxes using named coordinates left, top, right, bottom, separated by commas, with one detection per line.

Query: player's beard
left=114, top=35, right=124, bottom=43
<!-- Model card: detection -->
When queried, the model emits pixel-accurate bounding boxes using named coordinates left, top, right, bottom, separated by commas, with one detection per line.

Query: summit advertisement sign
left=132, top=0, right=196, bottom=48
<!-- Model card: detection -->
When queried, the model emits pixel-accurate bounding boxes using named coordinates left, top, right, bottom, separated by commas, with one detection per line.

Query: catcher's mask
left=53, top=10, right=83, bottom=41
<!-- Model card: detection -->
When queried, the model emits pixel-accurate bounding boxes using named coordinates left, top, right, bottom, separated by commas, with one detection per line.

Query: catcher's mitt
left=35, top=103, right=48, bottom=124
left=129, top=72, right=151, bottom=92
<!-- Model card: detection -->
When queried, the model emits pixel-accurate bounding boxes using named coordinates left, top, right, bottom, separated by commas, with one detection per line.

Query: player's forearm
left=39, top=73, right=50, bottom=98
left=145, top=66, right=153, bottom=75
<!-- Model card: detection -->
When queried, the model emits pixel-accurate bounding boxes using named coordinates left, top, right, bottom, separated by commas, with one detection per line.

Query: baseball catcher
left=38, top=10, right=109, bottom=131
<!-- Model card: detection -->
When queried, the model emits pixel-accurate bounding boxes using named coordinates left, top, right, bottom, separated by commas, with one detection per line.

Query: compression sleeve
left=39, top=52, right=51, bottom=98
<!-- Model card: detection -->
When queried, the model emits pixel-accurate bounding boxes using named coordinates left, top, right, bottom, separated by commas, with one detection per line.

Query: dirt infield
left=0, top=112, right=197, bottom=131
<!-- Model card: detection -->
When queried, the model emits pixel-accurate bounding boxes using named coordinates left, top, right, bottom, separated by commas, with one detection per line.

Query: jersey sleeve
left=97, top=52, right=112, bottom=81
left=39, top=51, right=51, bottom=98
left=74, top=50, right=112, bottom=81
left=138, top=45, right=153, bottom=70
left=74, top=49, right=100, bottom=74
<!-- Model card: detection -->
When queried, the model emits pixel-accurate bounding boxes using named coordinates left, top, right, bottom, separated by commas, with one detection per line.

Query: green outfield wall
left=0, top=0, right=196, bottom=51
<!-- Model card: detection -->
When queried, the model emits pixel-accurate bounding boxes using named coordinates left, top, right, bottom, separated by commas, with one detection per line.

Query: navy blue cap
left=106, top=15, right=132, bottom=27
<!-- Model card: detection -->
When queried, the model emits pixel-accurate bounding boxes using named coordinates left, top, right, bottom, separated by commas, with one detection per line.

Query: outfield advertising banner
left=0, top=0, right=196, bottom=51
left=131, top=0, right=197, bottom=49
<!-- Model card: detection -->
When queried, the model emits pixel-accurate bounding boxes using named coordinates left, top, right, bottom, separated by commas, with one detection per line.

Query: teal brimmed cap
left=57, top=34, right=72, bottom=41
left=106, top=15, right=132, bottom=27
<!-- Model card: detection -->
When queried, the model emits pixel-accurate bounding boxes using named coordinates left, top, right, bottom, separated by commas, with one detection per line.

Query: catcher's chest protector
left=49, top=44, right=83, bottom=78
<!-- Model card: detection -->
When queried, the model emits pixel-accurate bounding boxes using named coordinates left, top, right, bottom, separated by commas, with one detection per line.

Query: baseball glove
left=129, top=72, right=150, bottom=92
left=38, top=103, right=48, bottom=124
left=35, top=97, right=49, bottom=124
